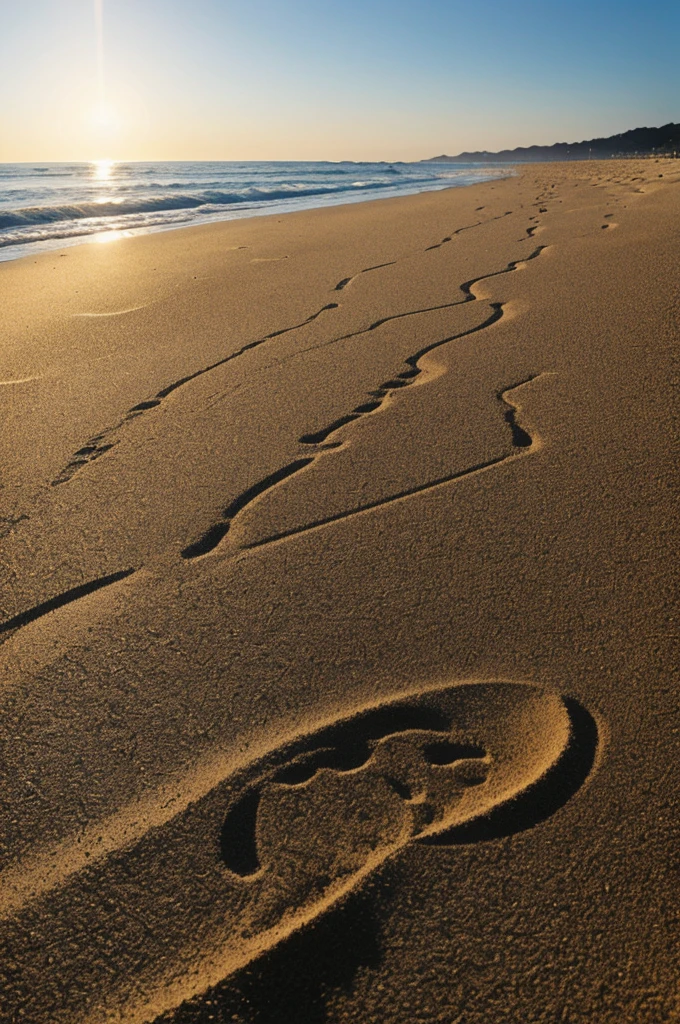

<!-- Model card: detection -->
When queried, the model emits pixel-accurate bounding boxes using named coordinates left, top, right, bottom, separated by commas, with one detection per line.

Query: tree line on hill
left=424, top=122, right=680, bottom=163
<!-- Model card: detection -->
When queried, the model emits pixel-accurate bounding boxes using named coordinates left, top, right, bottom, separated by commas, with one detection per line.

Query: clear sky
left=1, top=0, right=678, bottom=162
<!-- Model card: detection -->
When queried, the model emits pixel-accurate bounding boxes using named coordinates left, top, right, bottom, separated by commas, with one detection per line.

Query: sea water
left=0, top=160, right=508, bottom=262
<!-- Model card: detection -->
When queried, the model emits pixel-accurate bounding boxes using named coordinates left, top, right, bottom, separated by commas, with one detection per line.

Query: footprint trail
left=244, top=377, right=543, bottom=550
left=51, top=210, right=524, bottom=487
left=51, top=301, right=340, bottom=486
left=181, top=245, right=548, bottom=558
left=1, top=233, right=549, bottom=638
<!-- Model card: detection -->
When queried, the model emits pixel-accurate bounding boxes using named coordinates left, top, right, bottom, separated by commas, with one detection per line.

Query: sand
left=0, top=159, right=678, bottom=1023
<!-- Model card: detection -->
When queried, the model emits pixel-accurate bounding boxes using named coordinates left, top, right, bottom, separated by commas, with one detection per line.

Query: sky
left=1, top=0, right=679, bottom=162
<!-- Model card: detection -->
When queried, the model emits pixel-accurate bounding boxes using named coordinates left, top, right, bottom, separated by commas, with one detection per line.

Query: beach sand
left=0, top=159, right=678, bottom=1023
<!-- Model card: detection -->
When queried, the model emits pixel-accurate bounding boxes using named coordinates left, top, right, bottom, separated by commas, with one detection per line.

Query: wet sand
left=0, top=159, right=678, bottom=1023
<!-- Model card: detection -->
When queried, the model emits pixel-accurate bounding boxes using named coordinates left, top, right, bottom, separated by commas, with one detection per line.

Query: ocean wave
left=0, top=168, right=79, bottom=179
left=0, top=210, right=197, bottom=249
left=0, top=178, right=438, bottom=230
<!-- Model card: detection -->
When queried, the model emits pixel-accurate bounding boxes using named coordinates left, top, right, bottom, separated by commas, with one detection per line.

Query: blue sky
left=1, top=0, right=678, bottom=161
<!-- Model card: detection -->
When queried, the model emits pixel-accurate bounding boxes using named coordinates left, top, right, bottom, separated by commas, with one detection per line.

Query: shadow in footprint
left=423, top=697, right=598, bottom=845
left=155, top=888, right=382, bottom=1024
left=221, top=688, right=598, bottom=880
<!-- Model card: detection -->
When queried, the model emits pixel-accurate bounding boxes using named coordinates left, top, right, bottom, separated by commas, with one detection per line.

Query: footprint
left=1, top=682, right=598, bottom=1024
left=221, top=683, right=598, bottom=906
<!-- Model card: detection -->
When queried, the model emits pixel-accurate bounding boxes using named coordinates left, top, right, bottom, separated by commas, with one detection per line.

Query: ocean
left=0, top=160, right=508, bottom=262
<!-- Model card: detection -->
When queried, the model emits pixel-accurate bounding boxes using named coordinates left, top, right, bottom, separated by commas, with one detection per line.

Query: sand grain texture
left=0, top=160, right=678, bottom=1023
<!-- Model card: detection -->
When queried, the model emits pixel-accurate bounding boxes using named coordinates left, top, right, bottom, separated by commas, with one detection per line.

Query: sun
left=89, top=102, right=120, bottom=131
left=92, top=102, right=117, bottom=129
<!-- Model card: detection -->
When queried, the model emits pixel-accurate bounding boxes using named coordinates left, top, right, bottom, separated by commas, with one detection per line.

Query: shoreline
left=0, top=162, right=514, bottom=265
left=1, top=159, right=678, bottom=1023
left=0, top=169, right=516, bottom=274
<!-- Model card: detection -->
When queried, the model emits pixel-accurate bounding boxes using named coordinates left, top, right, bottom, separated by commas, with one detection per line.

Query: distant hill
left=424, top=122, right=680, bottom=163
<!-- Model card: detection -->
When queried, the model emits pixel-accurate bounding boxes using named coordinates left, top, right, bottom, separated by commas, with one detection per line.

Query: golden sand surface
left=0, top=160, right=678, bottom=1023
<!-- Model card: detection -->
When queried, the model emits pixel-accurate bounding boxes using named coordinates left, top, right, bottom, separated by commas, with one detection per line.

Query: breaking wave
left=0, top=178, right=440, bottom=230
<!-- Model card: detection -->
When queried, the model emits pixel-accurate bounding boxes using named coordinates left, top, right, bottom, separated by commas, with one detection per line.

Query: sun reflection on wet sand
left=93, top=229, right=130, bottom=244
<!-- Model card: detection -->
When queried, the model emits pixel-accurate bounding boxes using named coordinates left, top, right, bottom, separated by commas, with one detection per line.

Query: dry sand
left=0, top=159, right=678, bottom=1023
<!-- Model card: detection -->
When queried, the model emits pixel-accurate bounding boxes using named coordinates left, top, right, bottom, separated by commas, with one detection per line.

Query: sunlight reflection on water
left=92, top=159, right=114, bottom=181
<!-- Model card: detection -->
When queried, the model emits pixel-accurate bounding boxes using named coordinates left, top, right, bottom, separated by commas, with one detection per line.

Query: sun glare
left=89, top=1, right=121, bottom=151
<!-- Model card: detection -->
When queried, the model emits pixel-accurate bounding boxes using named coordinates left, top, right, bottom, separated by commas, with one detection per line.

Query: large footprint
left=0, top=682, right=598, bottom=1024
left=221, top=682, right=597, bottom=912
